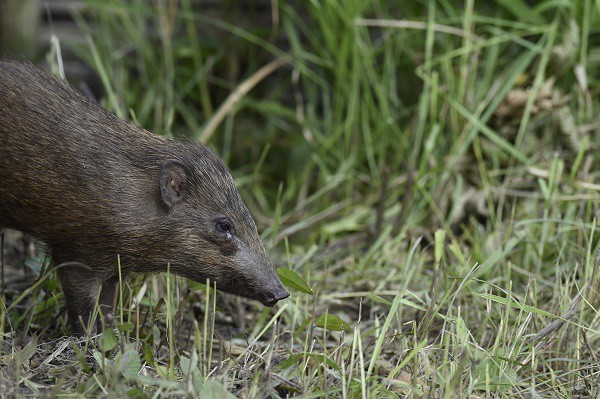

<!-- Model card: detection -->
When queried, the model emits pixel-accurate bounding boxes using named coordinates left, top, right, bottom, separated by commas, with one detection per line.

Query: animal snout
left=262, top=287, right=290, bottom=307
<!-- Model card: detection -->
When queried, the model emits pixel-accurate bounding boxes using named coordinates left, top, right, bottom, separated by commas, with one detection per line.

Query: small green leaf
left=99, top=329, right=118, bottom=352
left=19, top=337, right=38, bottom=364
left=127, top=389, right=147, bottom=399
left=274, top=353, right=301, bottom=371
left=274, top=352, right=341, bottom=372
left=277, top=268, right=313, bottom=295
left=142, top=341, right=155, bottom=366
left=180, top=349, right=199, bottom=378
left=117, top=322, right=134, bottom=333
left=315, top=314, right=351, bottom=332
left=495, top=0, right=545, bottom=25
left=322, top=206, right=370, bottom=234
left=180, top=355, right=191, bottom=375
left=476, top=293, right=557, bottom=318
left=76, top=346, right=93, bottom=374
left=455, top=315, right=470, bottom=346
left=473, top=358, right=518, bottom=392
left=118, top=348, right=141, bottom=381
left=304, top=353, right=341, bottom=372
left=367, top=293, right=392, bottom=306
left=199, top=380, right=237, bottom=399
left=0, top=336, right=38, bottom=365
left=434, top=229, right=446, bottom=265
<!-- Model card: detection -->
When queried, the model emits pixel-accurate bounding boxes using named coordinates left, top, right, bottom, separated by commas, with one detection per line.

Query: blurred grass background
left=1, top=0, right=599, bottom=397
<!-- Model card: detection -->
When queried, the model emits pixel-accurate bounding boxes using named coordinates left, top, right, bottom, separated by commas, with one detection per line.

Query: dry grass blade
left=273, top=200, right=351, bottom=244
left=525, top=288, right=583, bottom=348
left=355, top=18, right=483, bottom=41
left=199, top=55, right=289, bottom=143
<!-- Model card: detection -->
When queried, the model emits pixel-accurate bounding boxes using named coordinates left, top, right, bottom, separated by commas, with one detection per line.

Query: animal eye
left=216, top=220, right=233, bottom=237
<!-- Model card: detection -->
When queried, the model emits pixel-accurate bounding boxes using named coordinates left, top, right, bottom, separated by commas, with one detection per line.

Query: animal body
left=0, top=61, right=288, bottom=334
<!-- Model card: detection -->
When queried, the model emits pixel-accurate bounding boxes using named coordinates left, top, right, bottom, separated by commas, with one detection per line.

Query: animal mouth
left=259, top=289, right=290, bottom=307
left=212, top=274, right=290, bottom=306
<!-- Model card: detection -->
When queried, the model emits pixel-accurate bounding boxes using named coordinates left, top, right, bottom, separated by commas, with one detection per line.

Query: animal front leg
left=57, top=263, right=102, bottom=335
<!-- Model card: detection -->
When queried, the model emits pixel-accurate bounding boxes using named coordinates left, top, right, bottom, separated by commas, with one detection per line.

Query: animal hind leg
left=98, top=276, right=119, bottom=329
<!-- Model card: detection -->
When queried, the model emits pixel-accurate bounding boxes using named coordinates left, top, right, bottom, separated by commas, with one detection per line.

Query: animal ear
left=160, top=159, right=187, bottom=208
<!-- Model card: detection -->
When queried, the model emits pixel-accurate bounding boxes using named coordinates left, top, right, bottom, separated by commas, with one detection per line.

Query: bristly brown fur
left=0, top=61, right=288, bottom=334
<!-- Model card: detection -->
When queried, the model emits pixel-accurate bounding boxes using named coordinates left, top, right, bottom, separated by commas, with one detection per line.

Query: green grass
left=1, top=0, right=600, bottom=397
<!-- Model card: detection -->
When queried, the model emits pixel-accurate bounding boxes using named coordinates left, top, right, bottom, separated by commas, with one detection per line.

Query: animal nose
left=264, top=288, right=290, bottom=306
left=269, top=288, right=290, bottom=302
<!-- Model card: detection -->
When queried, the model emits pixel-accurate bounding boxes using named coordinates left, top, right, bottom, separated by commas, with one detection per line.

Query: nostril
left=275, top=288, right=290, bottom=301
left=265, top=289, right=289, bottom=305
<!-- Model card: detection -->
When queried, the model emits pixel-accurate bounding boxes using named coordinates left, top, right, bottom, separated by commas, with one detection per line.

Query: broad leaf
left=315, top=314, right=351, bottom=332
left=277, top=268, right=313, bottom=295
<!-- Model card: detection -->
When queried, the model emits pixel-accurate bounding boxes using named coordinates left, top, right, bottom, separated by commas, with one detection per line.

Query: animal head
left=157, top=144, right=289, bottom=306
